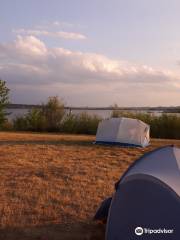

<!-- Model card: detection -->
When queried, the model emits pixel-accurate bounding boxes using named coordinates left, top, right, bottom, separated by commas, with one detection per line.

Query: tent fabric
left=94, top=197, right=112, bottom=221
left=95, top=117, right=150, bottom=147
left=121, top=146, right=180, bottom=196
left=95, top=146, right=180, bottom=239
left=106, top=175, right=180, bottom=240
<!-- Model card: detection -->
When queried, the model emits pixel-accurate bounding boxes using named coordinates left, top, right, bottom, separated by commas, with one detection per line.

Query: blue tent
left=95, top=146, right=180, bottom=239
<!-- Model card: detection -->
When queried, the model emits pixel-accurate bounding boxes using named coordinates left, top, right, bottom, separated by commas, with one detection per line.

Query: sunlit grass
left=0, top=132, right=180, bottom=239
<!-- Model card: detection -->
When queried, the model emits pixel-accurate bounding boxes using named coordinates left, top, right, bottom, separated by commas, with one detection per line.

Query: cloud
left=53, top=21, right=74, bottom=28
left=13, top=28, right=86, bottom=40
left=0, top=35, right=180, bottom=105
left=52, top=20, right=85, bottom=29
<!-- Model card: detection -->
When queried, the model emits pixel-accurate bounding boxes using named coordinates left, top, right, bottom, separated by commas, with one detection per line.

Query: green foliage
left=14, top=97, right=65, bottom=132
left=25, top=108, right=47, bottom=131
left=13, top=116, right=28, bottom=131
left=111, top=110, right=180, bottom=139
left=0, top=80, right=9, bottom=128
left=13, top=109, right=44, bottom=131
left=13, top=108, right=47, bottom=132
left=61, top=112, right=101, bottom=134
left=151, top=114, right=180, bottom=139
left=13, top=108, right=101, bottom=135
left=111, top=104, right=120, bottom=118
left=41, top=96, right=65, bottom=131
left=9, top=97, right=180, bottom=139
left=1, top=120, right=13, bottom=131
left=60, top=113, right=77, bottom=133
left=111, top=110, right=153, bottom=123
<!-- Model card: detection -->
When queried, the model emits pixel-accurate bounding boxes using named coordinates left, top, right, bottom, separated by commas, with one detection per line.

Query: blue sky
left=1, top=0, right=180, bottom=106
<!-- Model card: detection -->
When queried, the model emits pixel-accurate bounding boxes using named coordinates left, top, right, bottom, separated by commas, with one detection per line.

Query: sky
left=1, top=0, right=180, bottom=106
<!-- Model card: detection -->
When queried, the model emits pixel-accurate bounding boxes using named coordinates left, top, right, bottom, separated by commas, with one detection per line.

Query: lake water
left=5, top=108, right=172, bottom=121
left=5, top=108, right=113, bottom=121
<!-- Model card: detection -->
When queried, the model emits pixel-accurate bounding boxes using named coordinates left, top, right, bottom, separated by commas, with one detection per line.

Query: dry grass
left=0, top=132, right=180, bottom=240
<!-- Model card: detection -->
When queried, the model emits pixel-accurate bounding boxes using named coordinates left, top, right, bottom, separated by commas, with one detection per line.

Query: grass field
left=0, top=132, right=180, bottom=240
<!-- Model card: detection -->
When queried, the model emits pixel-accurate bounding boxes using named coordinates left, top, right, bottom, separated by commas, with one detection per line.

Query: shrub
left=13, top=108, right=46, bottom=131
left=13, top=97, right=65, bottom=132
left=13, top=116, right=28, bottom=131
left=25, top=108, right=47, bottom=131
left=111, top=104, right=120, bottom=118
left=41, top=96, right=65, bottom=132
left=61, top=112, right=101, bottom=135
left=11, top=96, right=180, bottom=139
left=1, top=120, right=14, bottom=131
left=0, top=80, right=9, bottom=128
left=60, top=113, right=77, bottom=133
left=111, top=110, right=180, bottom=139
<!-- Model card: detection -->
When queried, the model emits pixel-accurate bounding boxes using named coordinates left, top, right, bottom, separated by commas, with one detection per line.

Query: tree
left=42, top=96, right=65, bottom=131
left=0, top=80, right=9, bottom=127
left=25, top=108, right=47, bottom=131
left=111, top=103, right=121, bottom=118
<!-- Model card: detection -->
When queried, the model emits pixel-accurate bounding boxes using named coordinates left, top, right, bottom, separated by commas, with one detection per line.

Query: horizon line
left=6, top=103, right=180, bottom=111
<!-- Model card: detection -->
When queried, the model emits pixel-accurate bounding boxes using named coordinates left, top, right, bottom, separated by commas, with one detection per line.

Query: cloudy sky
left=1, top=0, right=180, bottom=106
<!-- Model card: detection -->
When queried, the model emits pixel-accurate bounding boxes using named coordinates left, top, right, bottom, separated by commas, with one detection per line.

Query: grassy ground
left=0, top=132, right=180, bottom=240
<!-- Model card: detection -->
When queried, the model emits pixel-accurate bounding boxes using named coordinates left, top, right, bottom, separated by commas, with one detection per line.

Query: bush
left=41, top=96, right=65, bottom=132
left=25, top=108, right=47, bottom=131
left=11, top=97, right=180, bottom=139
left=110, top=104, right=120, bottom=118
left=151, top=114, right=180, bottom=139
left=111, top=110, right=180, bottom=139
left=0, top=80, right=9, bottom=128
left=60, top=113, right=77, bottom=133
left=61, top=112, right=101, bottom=135
left=13, top=97, right=65, bottom=132
left=13, top=108, right=47, bottom=132
left=1, top=120, right=14, bottom=131
left=13, top=116, right=28, bottom=131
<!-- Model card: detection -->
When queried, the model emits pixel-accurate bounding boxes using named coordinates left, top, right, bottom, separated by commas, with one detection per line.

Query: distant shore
left=6, top=103, right=180, bottom=113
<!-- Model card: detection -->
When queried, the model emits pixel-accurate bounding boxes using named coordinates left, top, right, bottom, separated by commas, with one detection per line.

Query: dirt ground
left=0, top=132, right=180, bottom=240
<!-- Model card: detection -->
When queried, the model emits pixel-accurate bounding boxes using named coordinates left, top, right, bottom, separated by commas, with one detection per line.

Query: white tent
left=95, top=117, right=150, bottom=147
